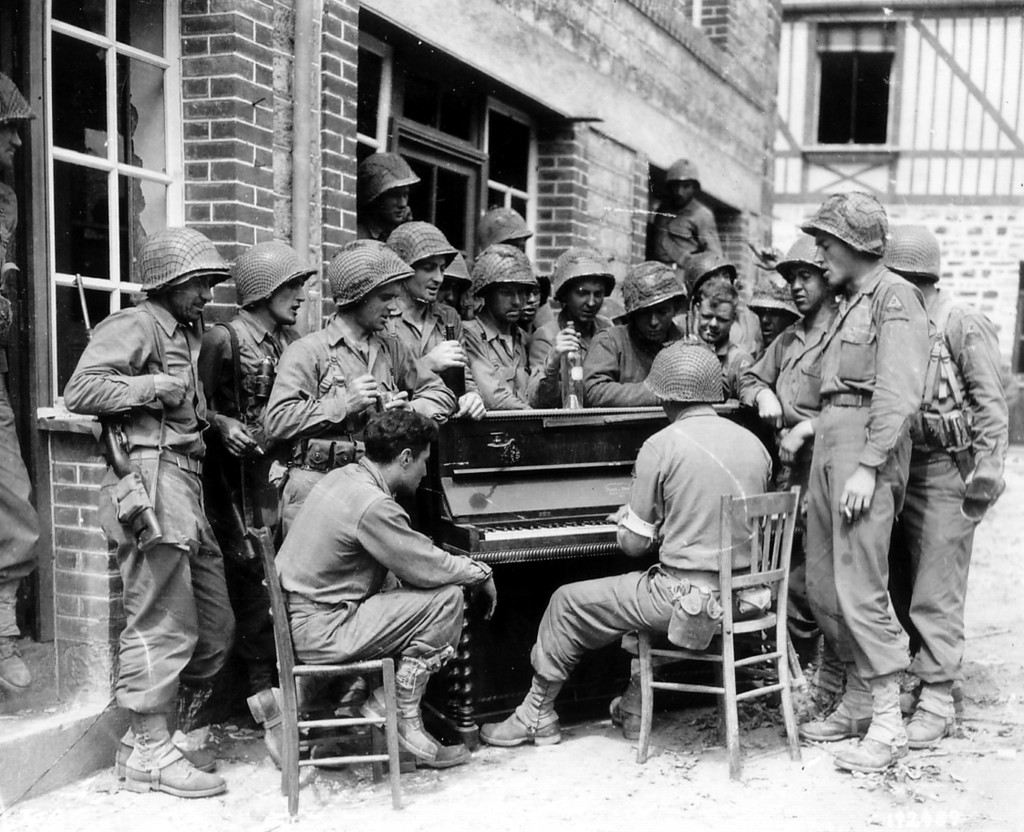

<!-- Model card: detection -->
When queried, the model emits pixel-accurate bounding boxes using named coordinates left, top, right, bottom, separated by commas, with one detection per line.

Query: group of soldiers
left=0, top=97, right=1004, bottom=800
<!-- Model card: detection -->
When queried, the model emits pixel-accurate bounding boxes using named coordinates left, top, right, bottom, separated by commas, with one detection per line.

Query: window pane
left=403, top=76, right=440, bottom=129
left=51, top=33, right=107, bottom=157
left=488, top=111, right=530, bottom=192
left=438, top=91, right=473, bottom=142
left=117, top=55, right=166, bottom=172
left=511, top=195, right=528, bottom=220
left=487, top=187, right=505, bottom=210
left=56, top=285, right=110, bottom=393
left=434, top=168, right=470, bottom=252
left=54, top=161, right=111, bottom=279
left=358, top=48, right=383, bottom=138
left=52, top=0, right=106, bottom=35
left=117, top=0, right=165, bottom=56
left=853, top=53, right=892, bottom=144
left=120, top=175, right=167, bottom=281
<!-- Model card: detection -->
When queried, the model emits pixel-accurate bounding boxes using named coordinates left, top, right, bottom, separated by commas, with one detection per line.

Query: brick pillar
left=181, top=0, right=277, bottom=319
left=534, top=123, right=590, bottom=276
left=49, top=432, right=121, bottom=704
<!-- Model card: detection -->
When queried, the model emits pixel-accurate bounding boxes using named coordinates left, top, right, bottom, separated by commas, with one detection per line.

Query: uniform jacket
left=715, top=340, right=754, bottom=401
left=527, top=311, right=612, bottom=408
left=582, top=324, right=680, bottom=408
left=652, top=199, right=722, bottom=266
left=462, top=314, right=531, bottom=410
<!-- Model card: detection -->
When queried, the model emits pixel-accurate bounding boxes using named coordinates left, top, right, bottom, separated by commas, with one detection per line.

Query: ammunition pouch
left=667, top=581, right=723, bottom=651
left=911, top=409, right=974, bottom=453
left=292, top=437, right=364, bottom=473
left=111, top=472, right=163, bottom=551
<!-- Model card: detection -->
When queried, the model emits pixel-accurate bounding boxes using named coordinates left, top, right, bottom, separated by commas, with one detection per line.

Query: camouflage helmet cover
left=550, top=247, right=615, bottom=301
left=775, top=235, right=821, bottom=282
left=136, top=227, right=230, bottom=293
left=620, top=261, right=686, bottom=316
left=0, top=73, right=35, bottom=122
left=470, top=244, right=538, bottom=297
left=645, top=339, right=724, bottom=404
left=884, top=225, right=941, bottom=282
left=666, top=158, right=700, bottom=188
left=683, top=251, right=737, bottom=298
left=357, top=152, right=420, bottom=205
left=477, top=207, right=533, bottom=251
left=800, top=192, right=888, bottom=256
left=232, top=241, right=316, bottom=307
left=386, top=221, right=458, bottom=269
left=748, top=274, right=799, bottom=318
left=327, top=239, right=413, bottom=307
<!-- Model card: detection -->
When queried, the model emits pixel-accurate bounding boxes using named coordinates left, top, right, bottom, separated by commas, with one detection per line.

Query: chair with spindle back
left=635, top=487, right=802, bottom=779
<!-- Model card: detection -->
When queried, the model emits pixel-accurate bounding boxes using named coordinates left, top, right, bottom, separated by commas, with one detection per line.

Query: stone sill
left=802, top=146, right=900, bottom=165
left=36, top=402, right=100, bottom=437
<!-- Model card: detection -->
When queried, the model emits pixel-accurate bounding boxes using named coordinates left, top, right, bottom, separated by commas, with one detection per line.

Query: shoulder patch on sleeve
left=881, top=290, right=910, bottom=322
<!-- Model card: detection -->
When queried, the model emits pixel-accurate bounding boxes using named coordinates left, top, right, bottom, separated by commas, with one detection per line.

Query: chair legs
left=381, top=658, right=402, bottom=810
left=720, top=628, right=742, bottom=780
left=779, top=636, right=802, bottom=763
left=637, top=632, right=654, bottom=763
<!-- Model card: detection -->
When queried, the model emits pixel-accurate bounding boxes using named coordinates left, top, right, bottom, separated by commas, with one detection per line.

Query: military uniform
left=583, top=324, right=678, bottom=407
left=356, top=152, right=419, bottom=242
left=652, top=199, right=722, bottom=266
left=714, top=340, right=753, bottom=400
left=527, top=311, right=612, bottom=407
left=462, top=316, right=531, bottom=409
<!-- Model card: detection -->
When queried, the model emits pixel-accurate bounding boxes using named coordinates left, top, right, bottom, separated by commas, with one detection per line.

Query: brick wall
left=534, top=123, right=590, bottom=276
left=48, top=431, right=120, bottom=704
left=773, top=202, right=1024, bottom=364
left=585, top=129, right=639, bottom=269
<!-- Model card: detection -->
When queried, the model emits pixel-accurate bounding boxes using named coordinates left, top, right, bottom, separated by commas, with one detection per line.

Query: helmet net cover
left=748, top=274, right=799, bottom=317
left=136, top=227, right=230, bottom=293
left=776, top=235, right=821, bottom=281
left=0, top=73, right=35, bottom=122
left=327, top=239, right=413, bottom=307
left=470, top=244, right=538, bottom=297
left=645, top=339, right=724, bottom=404
left=551, top=247, right=615, bottom=301
left=386, top=222, right=458, bottom=269
left=232, top=241, right=317, bottom=307
left=621, top=261, right=686, bottom=315
left=444, top=252, right=472, bottom=284
left=800, top=192, right=889, bottom=256
left=884, top=225, right=941, bottom=282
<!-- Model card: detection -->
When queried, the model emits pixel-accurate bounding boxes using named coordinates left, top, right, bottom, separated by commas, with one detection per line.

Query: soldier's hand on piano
left=425, top=340, right=468, bottom=372
left=214, top=414, right=259, bottom=457
left=477, top=575, right=498, bottom=620
left=755, top=388, right=784, bottom=429
left=606, top=505, right=628, bottom=525
left=456, top=392, right=486, bottom=420
left=153, top=373, right=187, bottom=407
left=344, top=374, right=382, bottom=414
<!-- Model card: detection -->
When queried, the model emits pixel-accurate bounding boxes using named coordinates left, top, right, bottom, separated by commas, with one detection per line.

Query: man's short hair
left=702, top=283, right=738, bottom=309
left=364, top=410, right=439, bottom=463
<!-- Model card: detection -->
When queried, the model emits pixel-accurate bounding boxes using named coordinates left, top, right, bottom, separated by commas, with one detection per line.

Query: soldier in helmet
left=264, top=240, right=456, bottom=532
left=885, top=225, right=1007, bottom=749
left=197, top=241, right=315, bottom=698
left=797, top=193, right=929, bottom=774
left=0, top=72, right=40, bottom=694
left=582, top=262, right=685, bottom=407
left=651, top=158, right=722, bottom=268
left=385, top=222, right=486, bottom=420
left=462, top=244, right=539, bottom=410
left=738, top=236, right=842, bottom=702
left=527, top=247, right=615, bottom=408
left=477, top=206, right=533, bottom=253
left=356, top=152, right=420, bottom=242
left=684, top=251, right=763, bottom=358
left=437, top=251, right=472, bottom=318
left=480, top=341, right=770, bottom=747
left=694, top=282, right=754, bottom=401
left=64, top=227, right=236, bottom=798
left=748, top=273, right=801, bottom=349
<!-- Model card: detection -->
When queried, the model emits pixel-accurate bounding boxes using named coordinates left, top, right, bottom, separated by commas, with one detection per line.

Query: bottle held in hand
left=440, top=323, right=466, bottom=397
left=561, top=322, right=584, bottom=410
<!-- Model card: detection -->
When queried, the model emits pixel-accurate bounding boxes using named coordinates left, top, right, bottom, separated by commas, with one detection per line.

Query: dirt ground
left=4, top=455, right=1024, bottom=832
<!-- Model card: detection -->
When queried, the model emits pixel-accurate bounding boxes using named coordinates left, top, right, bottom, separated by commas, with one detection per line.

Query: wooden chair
left=247, top=527, right=402, bottom=814
left=636, top=487, right=802, bottom=779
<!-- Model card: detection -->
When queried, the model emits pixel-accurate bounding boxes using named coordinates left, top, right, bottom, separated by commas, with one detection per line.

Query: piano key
left=482, top=522, right=617, bottom=542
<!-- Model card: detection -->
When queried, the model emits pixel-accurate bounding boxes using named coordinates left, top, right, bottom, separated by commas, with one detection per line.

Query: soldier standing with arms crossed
left=64, top=228, right=236, bottom=798
left=885, top=225, right=1007, bottom=747
left=797, top=193, right=929, bottom=773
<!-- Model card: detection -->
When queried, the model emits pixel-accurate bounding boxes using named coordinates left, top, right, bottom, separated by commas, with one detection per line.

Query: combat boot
left=247, top=687, right=284, bottom=768
left=362, top=656, right=470, bottom=768
left=835, top=673, right=909, bottom=773
left=906, top=681, right=955, bottom=749
left=799, top=664, right=871, bottom=742
left=114, top=728, right=217, bottom=780
left=124, top=712, right=226, bottom=798
left=0, top=637, right=31, bottom=693
left=608, top=675, right=642, bottom=741
left=480, top=675, right=563, bottom=747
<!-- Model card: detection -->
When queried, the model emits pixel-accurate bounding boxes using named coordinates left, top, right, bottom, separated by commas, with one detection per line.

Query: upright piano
left=422, top=404, right=739, bottom=747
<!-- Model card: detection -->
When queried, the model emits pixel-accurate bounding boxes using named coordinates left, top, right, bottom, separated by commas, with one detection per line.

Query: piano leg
left=447, top=591, right=480, bottom=749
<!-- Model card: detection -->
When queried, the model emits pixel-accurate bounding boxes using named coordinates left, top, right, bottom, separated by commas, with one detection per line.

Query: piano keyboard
left=480, top=521, right=617, bottom=542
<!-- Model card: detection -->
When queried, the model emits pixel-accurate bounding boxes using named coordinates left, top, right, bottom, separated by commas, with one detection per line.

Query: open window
left=817, top=24, right=895, bottom=145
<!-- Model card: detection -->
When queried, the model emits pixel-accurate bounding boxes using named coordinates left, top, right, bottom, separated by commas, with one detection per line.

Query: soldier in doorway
left=651, top=158, right=722, bottom=268
left=356, top=152, right=420, bottom=242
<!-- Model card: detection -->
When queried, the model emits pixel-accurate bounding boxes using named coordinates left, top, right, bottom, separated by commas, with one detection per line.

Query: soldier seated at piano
left=263, top=240, right=456, bottom=533
left=582, top=262, right=687, bottom=407
left=462, top=244, right=539, bottom=410
left=527, top=247, right=615, bottom=408
left=251, top=410, right=498, bottom=770
left=480, top=340, right=770, bottom=747
left=384, top=221, right=486, bottom=421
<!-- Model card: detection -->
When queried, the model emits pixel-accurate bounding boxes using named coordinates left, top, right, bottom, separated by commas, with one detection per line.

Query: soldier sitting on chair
left=480, top=340, right=770, bottom=748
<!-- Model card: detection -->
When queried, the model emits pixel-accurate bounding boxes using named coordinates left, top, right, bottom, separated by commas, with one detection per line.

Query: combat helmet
left=884, top=225, right=941, bottom=282
left=748, top=274, right=799, bottom=318
left=232, top=241, right=316, bottom=307
left=550, top=247, right=615, bottom=302
left=775, top=236, right=821, bottom=282
left=683, top=251, right=737, bottom=299
left=666, top=158, right=701, bottom=188
left=136, top=227, right=230, bottom=294
left=357, top=152, right=420, bottom=206
left=800, top=192, right=888, bottom=256
left=477, top=207, right=532, bottom=251
left=386, top=222, right=458, bottom=269
left=444, top=252, right=472, bottom=285
left=645, top=340, right=723, bottom=404
left=0, top=73, right=34, bottom=122
left=327, top=240, right=412, bottom=307
left=470, top=244, right=537, bottom=298
left=620, top=262, right=686, bottom=317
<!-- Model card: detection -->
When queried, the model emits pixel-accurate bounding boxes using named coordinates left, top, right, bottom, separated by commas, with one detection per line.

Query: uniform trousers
left=98, top=460, right=235, bottom=713
left=280, top=467, right=324, bottom=536
left=0, top=381, right=39, bottom=637
left=288, top=585, right=464, bottom=667
left=889, top=450, right=975, bottom=684
left=806, top=405, right=910, bottom=680
left=777, top=454, right=816, bottom=643
left=530, top=567, right=683, bottom=683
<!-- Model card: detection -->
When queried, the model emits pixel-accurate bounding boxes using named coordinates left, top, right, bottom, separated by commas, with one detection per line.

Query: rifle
left=76, top=274, right=163, bottom=550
